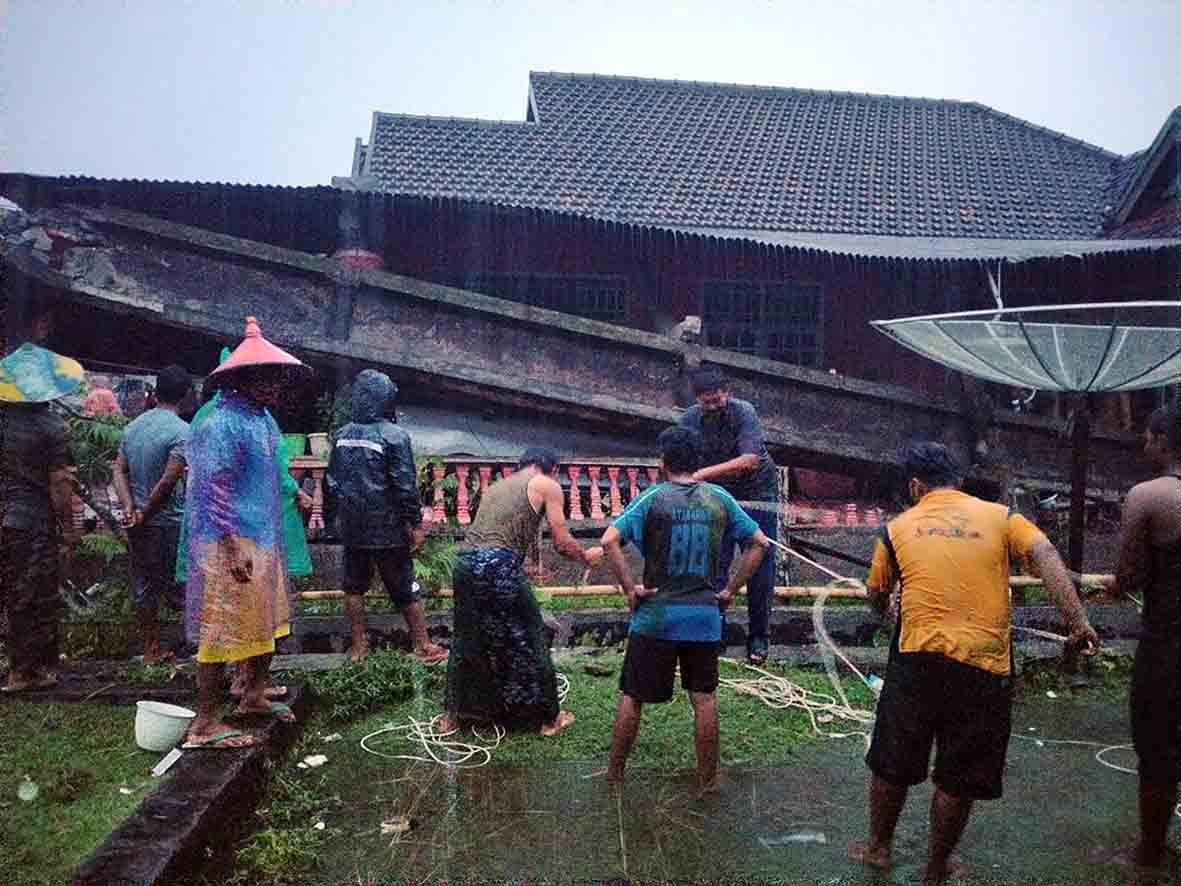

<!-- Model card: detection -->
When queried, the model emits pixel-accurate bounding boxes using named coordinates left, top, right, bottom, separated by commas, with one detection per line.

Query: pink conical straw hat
left=209, top=316, right=308, bottom=378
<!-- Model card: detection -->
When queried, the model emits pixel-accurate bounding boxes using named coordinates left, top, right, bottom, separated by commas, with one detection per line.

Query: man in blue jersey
left=600, top=426, right=770, bottom=791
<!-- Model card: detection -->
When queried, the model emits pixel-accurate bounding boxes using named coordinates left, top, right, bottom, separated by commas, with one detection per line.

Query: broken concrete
left=0, top=202, right=1147, bottom=498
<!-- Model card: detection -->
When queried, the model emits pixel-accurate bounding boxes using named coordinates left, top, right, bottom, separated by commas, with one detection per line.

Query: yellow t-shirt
left=867, top=489, right=1047, bottom=676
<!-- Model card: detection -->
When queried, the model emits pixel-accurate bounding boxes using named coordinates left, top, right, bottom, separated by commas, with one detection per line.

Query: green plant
left=231, top=826, right=324, bottom=885
left=297, top=648, right=438, bottom=723
left=61, top=411, right=128, bottom=532
left=413, top=534, right=456, bottom=594
left=77, top=532, right=127, bottom=564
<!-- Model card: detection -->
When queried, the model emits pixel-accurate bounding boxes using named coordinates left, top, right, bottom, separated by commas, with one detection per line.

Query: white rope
left=360, top=715, right=505, bottom=769
left=360, top=672, right=571, bottom=769
left=718, top=658, right=874, bottom=746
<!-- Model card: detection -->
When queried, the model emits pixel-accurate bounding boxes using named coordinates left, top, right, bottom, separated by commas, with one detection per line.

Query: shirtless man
left=1110, top=404, right=1181, bottom=873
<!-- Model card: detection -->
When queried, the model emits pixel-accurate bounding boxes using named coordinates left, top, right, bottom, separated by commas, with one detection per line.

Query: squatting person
left=601, top=426, right=769, bottom=791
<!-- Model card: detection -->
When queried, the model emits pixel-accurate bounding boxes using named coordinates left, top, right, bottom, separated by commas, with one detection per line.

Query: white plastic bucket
left=135, top=700, right=196, bottom=752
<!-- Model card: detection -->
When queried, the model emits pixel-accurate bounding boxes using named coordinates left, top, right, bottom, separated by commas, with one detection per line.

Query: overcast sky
left=3, top=1, right=1178, bottom=186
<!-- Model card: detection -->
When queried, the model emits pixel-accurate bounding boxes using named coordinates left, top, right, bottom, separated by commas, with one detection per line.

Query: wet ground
left=297, top=693, right=1156, bottom=885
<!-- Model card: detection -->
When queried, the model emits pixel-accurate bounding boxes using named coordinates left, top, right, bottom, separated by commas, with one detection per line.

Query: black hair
left=518, top=447, right=560, bottom=474
left=658, top=426, right=703, bottom=475
left=1148, top=404, right=1181, bottom=452
left=155, top=365, right=191, bottom=405
left=903, top=441, right=962, bottom=489
left=691, top=367, right=727, bottom=396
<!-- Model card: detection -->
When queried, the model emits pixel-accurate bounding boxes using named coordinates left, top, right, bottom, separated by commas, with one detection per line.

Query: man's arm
left=864, top=537, right=897, bottom=617
left=693, top=454, right=760, bottom=485
left=139, top=455, right=186, bottom=525
left=715, top=530, right=770, bottom=606
left=111, top=450, right=137, bottom=527
left=601, top=525, right=641, bottom=609
left=1111, top=484, right=1151, bottom=603
left=539, top=475, right=602, bottom=566
left=1028, top=539, right=1098, bottom=652
left=693, top=404, right=765, bottom=484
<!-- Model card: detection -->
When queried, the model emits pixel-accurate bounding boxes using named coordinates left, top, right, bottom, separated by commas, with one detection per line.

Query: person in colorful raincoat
left=181, top=318, right=312, bottom=749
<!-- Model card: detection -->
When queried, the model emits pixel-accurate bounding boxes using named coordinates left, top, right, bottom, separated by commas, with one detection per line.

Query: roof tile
left=360, top=71, right=1142, bottom=239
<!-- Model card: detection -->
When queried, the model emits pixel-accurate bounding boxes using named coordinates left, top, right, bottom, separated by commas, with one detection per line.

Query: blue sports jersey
left=613, top=480, right=759, bottom=641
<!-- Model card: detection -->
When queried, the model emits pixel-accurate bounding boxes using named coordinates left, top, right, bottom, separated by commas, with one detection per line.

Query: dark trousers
left=712, top=502, right=778, bottom=654
left=1, top=527, right=62, bottom=674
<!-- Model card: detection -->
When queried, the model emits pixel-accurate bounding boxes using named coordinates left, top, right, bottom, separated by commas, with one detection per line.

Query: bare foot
left=413, top=643, right=448, bottom=665
left=1111, top=844, right=1181, bottom=876
left=1, top=670, right=56, bottom=692
left=436, top=715, right=460, bottom=733
left=348, top=641, right=370, bottom=663
left=849, top=841, right=894, bottom=871
left=143, top=647, right=175, bottom=666
left=921, top=857, right=967, bottom=885
left=540, top=710, right=576, bottom=737
left=696, top=770, right=727, bottom=796
left=591, top=766, right=625, bottom=784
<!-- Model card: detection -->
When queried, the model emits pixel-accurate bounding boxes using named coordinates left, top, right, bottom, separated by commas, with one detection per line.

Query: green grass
left=0, top=702, right=168, bottom=886
left=335, top=654, right=876, bottom=770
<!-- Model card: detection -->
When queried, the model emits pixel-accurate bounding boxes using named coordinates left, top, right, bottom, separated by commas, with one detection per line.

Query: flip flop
left=181, top=729, right=259, bottom=750
left=233, top=700, right=297, bottom=723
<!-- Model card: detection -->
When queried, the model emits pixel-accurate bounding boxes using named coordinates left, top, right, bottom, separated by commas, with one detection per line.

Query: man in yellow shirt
left=850, top=442, right=1097, bottom=885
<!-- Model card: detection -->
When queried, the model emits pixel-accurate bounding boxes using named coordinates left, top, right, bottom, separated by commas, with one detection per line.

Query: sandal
left=233, top=700, right=297, bottom=723
left=182, top=729, right=260, bottom=750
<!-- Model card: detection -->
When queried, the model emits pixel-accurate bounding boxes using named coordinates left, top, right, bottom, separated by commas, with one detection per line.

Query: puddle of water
left=298, top=694, right=1142, bottom=885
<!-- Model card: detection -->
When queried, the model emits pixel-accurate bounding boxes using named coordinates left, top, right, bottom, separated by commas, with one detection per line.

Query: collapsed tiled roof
left=359, top=71, right=1140, bottom=240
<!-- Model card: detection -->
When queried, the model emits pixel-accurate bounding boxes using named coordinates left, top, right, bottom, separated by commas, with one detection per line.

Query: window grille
left=702, top=280, right=824, bottom=368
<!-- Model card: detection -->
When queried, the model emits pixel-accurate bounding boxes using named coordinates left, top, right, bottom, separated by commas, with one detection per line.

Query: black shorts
left=127, top=524, right=185, bottom=610
left=1131, top=637, right=1181, bottom=782
left=619, top=632, right=719, bottom=702
left=343, top=546, right=418, bottom=606
left=866, top=652, right=1013, bottom=801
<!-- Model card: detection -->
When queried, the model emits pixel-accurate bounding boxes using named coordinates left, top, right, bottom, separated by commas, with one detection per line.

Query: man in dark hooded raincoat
left=324, top=369, right=446, bottom=663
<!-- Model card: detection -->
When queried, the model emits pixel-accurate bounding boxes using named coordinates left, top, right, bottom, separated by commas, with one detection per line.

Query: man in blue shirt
left=678, top=367, right=779, bottom=664
left=600, top=426, right=770, bottom=791
left=113, top=365, right=192, bottom=664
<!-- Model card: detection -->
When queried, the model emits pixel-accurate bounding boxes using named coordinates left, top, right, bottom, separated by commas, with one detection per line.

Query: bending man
left=678, top=367, right=778, bottom=664
left=442, top=448, right=602, bottom=735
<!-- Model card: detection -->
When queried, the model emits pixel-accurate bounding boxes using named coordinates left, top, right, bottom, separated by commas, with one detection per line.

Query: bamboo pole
left=294, top=573, right=1114, bottom=603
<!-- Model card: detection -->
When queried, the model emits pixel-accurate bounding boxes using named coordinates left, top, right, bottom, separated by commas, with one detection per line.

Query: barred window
left=459, top=272, right=628, bottom=324
left=702, top=280, right=824, bottom=368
